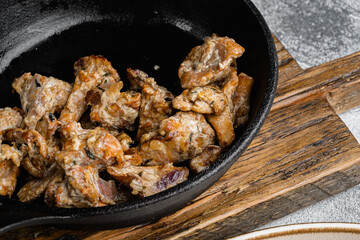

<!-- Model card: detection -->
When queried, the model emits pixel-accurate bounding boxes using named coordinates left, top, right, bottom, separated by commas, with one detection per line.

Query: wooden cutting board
left=3, top=35, right=360, bottom=240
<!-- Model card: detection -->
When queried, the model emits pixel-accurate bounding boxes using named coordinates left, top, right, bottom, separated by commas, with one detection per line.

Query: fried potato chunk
left=140, top=111, right=215, bottom=165
left=108, top=163, right=189, bottom=198
left=127, top=68, right=174, bottom=142
left=60, top=55, right=120, bottom=125
left=12, top=73, right=71, bottom=129
left=178, top=34, right=244, bottom=89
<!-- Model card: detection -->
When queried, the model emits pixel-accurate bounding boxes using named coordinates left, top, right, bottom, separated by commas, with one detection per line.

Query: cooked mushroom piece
left=53, top=122, right=125, bottom=207
left=172, top=86, right=227, bottom=114
left=12, top=73, right=72, bottom=129
left=127, top=68, right=174, bottom=142
left=88, top=81, right=141, bottom=130
left=5, top=129, right=48, bottom=177
left=35, top=113, right=61, bottom=160
left=206, top=68, right=238, bottom=147
left=233, top=72, right=253, bottom=128
left=60, top=55, right=121, bottom=125
left=189, top=145, right=222, bottom=173
left=44, top=169, right=120, bottom=208
left=0, top=107, right=23, bottom=143
left=140, top=111, right=215, bottom=165
left=17, top=163, right=63, bottom=202
left=0, top=144, right=23, bottom=196
left=115, top=132, right=133, bottom=152
left=58, top=122, right=125, bottom=170
left=178, top=34, right=244, bottom=89
left=107, top=163, right=189, bottom=198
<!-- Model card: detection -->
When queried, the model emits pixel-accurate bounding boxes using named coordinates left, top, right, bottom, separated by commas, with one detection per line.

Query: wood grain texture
left=2, top=36, right=360, bottom=240
left=273, top=50, right=360, bottom=110
left=327, top=81, right=360, bottom=114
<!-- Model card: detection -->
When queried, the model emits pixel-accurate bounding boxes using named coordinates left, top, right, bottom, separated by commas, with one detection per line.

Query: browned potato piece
left=107, top=163, right=189, bottom=197
left=178, top=34, right=244, bottom=89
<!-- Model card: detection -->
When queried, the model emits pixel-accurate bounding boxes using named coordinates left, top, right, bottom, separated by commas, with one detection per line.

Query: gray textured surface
left=252, top=0, right=360, bottom=69
left=257, top=184, right=360, bottom=229
left=340, top=106, right=360, bottom=145
left=247, top=0, right=360, bottom=233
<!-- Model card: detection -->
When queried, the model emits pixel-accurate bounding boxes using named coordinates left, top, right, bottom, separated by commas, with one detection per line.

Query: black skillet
left=0, top=0, right=278, bottom=233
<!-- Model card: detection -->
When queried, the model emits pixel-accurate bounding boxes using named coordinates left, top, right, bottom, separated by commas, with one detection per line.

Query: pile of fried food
left=0, top=34, right=253, bottom=208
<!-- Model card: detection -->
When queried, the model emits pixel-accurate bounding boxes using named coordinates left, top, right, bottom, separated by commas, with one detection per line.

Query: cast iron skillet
left=0, top=0, right=278, bottom=233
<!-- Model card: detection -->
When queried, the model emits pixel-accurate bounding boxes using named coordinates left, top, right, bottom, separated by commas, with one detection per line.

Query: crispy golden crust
left=178, top=34, right=244, bottom=89
left=60, top=55, right=120, bottom=125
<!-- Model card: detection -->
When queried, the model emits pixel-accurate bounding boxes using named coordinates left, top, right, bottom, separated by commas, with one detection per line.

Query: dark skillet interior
left=0, top=0, right=277, bottom=231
